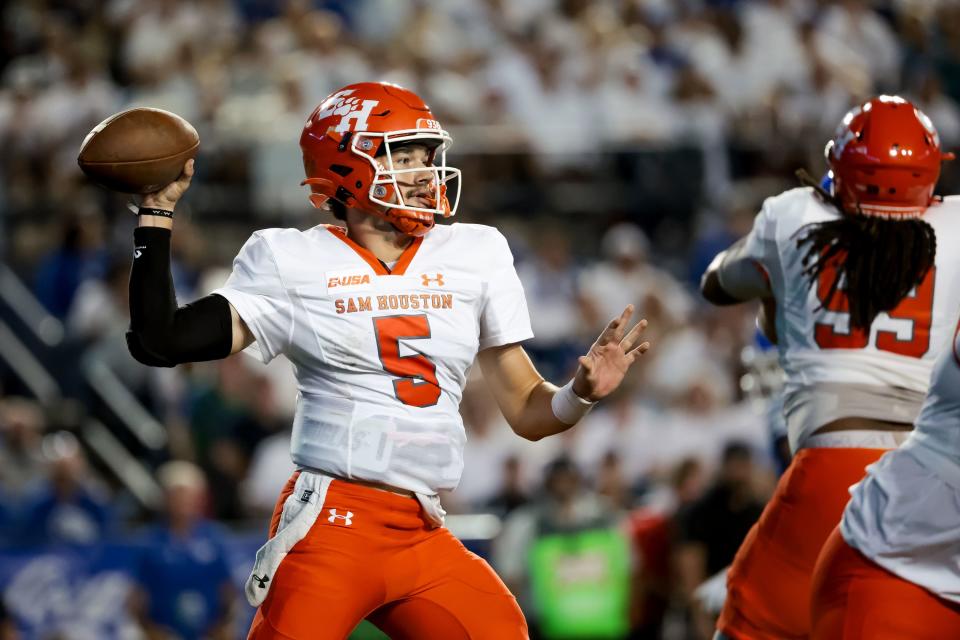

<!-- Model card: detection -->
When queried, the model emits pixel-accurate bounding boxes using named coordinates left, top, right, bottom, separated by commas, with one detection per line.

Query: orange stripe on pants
left=717, top=447, right=886, bottom=640
left=246, top=473, right=528, bottom=640
left=811, top=527, right=960, bottom=639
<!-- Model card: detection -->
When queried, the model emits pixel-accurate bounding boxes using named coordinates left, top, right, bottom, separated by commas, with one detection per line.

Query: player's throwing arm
left=127, top=159, right=254, bottom=367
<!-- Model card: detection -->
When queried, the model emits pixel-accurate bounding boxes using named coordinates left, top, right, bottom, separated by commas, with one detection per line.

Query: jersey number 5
left=814, top=263, right=936, bottom=358
left=373, top=315, right=441, bottom=407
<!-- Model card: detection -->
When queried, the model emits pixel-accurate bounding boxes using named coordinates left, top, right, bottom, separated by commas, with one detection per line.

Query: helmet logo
left=358, top=138, right=374, bottom=151
left=316, top=89, right=380, bottom=135
left=374, top=185, right=387, bottom=197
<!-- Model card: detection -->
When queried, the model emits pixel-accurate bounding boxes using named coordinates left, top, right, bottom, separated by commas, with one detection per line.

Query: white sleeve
left=744, top=196, right=779, bottom=266
left=479, top=230, right=534, bottom=350
left=717, top=198, right=779, bottom=299
left=212, top=232, right=294, bottom=364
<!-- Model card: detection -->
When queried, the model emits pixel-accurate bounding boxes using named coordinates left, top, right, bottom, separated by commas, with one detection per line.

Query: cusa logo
left=328, top=274, right=370, bottom=288
left=317, top=89, right=379, bottom=134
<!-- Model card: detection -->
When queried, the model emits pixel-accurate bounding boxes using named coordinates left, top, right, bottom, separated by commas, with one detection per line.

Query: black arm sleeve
left=127, top=226, right=234, bottom=367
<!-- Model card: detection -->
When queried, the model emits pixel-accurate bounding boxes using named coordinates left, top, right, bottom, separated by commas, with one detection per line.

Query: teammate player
left=700, top=95, right=960, bottom=639
left=125, top=82, right=650, bottom=639
left=810, top=310, right=960, bottom=639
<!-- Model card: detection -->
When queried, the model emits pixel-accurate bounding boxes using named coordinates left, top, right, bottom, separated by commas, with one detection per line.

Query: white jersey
left=214, top=223, right=533, bottom=495
left=841, top=317, right=960, bottom=603
left=734, top=188, right=960, bottom=450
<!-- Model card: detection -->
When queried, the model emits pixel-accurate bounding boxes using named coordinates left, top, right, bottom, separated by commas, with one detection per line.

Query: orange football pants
left=717, top=447, right=886, bottom=640
left=247, top=472, right=528, bottom=639
left=811, top=527, right=960, bottom=639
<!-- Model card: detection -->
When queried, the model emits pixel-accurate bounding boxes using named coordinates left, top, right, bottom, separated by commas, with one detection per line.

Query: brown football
left=78, top=107, right=199, bottom=194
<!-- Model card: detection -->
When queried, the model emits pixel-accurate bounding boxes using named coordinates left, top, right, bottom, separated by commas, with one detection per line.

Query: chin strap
left=304, top=177, right=448, bottom=236
left=381, top=184, right=449, bottom=236
left=388, top=214, right=434, bottom=236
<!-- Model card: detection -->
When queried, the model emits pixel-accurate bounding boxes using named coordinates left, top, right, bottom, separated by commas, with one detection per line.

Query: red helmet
left=300, top=82, right=460, bottom=236
left=825, top=95, right=954, bottom=218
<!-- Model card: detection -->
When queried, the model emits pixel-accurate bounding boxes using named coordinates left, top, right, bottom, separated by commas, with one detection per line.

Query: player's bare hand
left=572, top=305, right=650, bottom=402
left=142, top=159, right=194, bottom=211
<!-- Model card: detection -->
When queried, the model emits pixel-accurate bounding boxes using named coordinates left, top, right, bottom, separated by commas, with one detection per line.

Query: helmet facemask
left=358, top=128, right=460, bottom=235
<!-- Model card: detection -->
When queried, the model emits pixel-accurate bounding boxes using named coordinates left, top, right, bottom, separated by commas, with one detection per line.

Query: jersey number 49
left=814, top=263, right=936, bottom=359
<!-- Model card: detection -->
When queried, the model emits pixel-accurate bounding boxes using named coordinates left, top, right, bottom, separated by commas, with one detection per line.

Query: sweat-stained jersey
left=731, top=188, right=960, bottom=450
left=841, top=315, right=960, bottom=603
left=213, top=223, right=533, bottom=496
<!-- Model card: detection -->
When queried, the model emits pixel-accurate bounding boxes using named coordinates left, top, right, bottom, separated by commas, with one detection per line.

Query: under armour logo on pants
left=328, top=509, right=354, bottom=526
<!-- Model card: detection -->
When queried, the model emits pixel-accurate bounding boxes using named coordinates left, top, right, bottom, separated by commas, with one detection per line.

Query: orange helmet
left=825, top=95, right=954, bottom=218
left=300, top=82, right=460, bottom=236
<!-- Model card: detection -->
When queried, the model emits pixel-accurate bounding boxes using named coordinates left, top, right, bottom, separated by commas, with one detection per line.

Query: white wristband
left=551, top=379, right=597, bottom=426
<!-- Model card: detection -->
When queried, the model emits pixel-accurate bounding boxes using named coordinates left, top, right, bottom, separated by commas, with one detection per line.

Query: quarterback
left=125, top=82, right=649, bottom=639
left=701, top=96, right=960, bottom=639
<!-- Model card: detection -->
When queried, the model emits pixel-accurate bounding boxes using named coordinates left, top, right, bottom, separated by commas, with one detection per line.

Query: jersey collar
left=324, top=225, right=423, bottom=276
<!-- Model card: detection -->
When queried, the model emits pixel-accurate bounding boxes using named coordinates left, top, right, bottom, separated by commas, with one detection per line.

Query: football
left=77, top=107, right=199, bottom=194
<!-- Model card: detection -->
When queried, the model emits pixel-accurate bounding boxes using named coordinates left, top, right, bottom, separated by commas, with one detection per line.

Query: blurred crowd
left=2, top=0, right=960, bottom=638
left=3, top=0, right=960, bottom=222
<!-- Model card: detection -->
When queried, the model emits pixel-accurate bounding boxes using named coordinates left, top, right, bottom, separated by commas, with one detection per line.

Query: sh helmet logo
left=315, top=90, right=379, bottom=135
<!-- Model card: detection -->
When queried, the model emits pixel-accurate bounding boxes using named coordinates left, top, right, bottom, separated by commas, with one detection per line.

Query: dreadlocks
left=794, top=170, right=937, bottom=332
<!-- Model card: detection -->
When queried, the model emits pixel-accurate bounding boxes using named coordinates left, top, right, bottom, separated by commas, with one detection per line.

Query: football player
left=810, top=309, right=960, bottom=639
left=700, top=95, right=960, bottom=640
left=125, top=82, right=650, bottom=639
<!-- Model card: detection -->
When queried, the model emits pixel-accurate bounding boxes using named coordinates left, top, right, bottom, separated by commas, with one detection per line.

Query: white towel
left=415, top=491, right=447, bottom=528
left=244, top=471, right=446, bottom=607
left=245, top=472, right=332, bottom=606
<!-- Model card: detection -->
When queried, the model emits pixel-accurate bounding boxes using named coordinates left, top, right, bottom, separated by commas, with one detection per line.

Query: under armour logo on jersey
left=328, top=509, right=353, bottom=526
left=252, top=574, right=270, bottom=588
left=317, top=90, right=379, bottom=135
left=421, top=273, right=445, bottom=287
left=133, top=246, right=145, bottom=259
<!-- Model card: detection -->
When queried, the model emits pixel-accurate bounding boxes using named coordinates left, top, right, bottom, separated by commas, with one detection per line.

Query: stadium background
left=1, top=0, right=959, bottom=638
